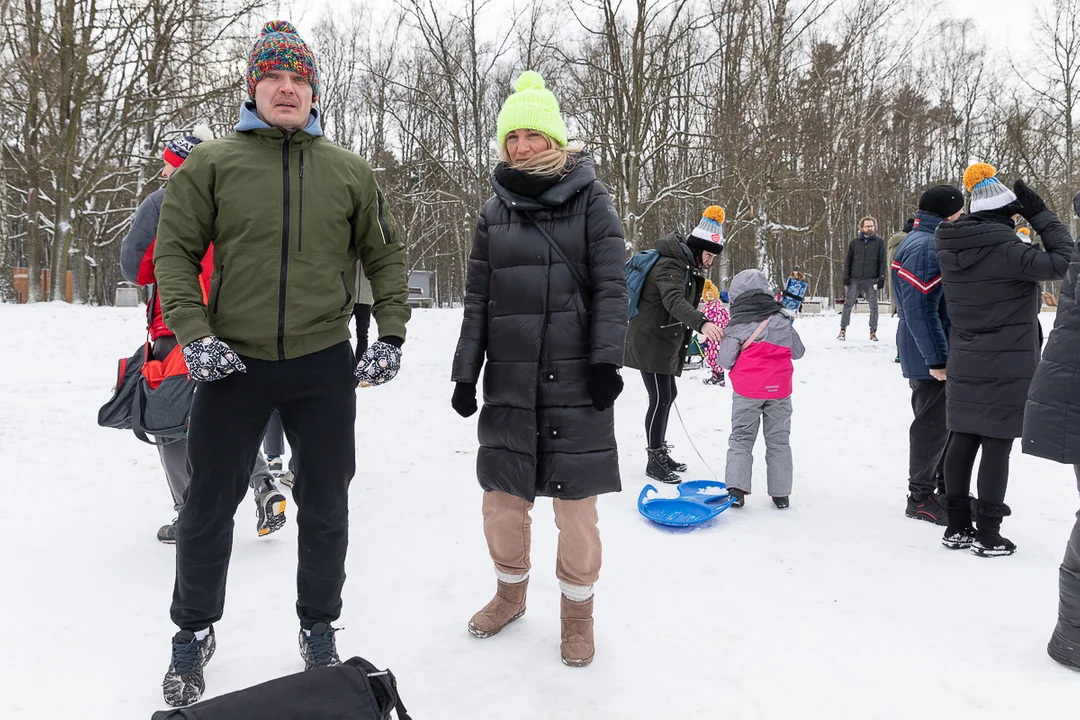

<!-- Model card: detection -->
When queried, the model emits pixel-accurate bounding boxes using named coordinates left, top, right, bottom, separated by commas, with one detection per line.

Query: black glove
left=354, top=339, right=402, bottom=387
left=451, top=382, right=477, bottom=418
left=587, top=363, right=624, bottom=411
left=182, top=335, right=247, bottom=382
left=1013, top=179, right=1047, bottom=220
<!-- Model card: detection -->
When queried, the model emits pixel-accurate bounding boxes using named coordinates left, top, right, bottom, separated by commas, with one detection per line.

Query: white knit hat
left=964, top=163, right=1017, bottom=213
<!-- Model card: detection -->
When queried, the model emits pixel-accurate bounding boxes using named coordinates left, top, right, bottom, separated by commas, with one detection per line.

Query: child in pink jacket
left=717, top=269, right=805, bottom=509
left=701, top=279, right=731, bottom=385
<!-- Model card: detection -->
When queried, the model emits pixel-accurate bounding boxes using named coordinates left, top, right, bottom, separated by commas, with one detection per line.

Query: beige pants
left=482, top=490, right=602, bottom=591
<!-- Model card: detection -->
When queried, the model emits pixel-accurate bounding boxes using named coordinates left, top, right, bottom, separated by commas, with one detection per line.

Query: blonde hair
left=501, top=131, right=584, bottom=177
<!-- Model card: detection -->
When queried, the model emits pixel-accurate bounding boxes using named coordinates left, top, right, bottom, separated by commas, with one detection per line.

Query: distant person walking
left=839, top=216, right=887, bottom=341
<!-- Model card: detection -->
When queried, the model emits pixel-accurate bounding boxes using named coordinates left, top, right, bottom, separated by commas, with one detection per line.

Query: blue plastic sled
left=637, top=480, right=735, bottom=527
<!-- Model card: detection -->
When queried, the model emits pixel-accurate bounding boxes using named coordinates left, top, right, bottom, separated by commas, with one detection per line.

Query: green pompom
left=515, top=70, right=546, bottom=93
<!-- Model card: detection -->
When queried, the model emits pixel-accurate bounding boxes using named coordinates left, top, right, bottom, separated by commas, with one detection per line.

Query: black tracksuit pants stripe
left=172, top=341, right=357, bottom=631
left=642, top=371, right=677, bottom=450
left=908, top=379, right=949, bottom=496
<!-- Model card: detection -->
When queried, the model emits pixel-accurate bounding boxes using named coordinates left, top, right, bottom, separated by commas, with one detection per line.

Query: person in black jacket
left=624, top=207, right=726, bottom=484
left=1022, top=191, right=1080, bottom=671
left=935, top=163, right=1071, bottom=557
left=450, top=72, right=628, bottom=668
left=839, top=216, right=888, bottom=341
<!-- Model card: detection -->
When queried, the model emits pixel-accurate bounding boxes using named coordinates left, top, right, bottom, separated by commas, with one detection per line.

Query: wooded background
left=3, top=0, right=1079, bottom=306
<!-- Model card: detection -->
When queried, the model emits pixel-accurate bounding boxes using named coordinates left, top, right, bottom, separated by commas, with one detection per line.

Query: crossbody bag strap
left=741, top=318, right=772, bottom=350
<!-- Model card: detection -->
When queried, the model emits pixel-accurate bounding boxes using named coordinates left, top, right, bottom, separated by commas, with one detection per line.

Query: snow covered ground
left=1, top=303, right=1077, bottom=719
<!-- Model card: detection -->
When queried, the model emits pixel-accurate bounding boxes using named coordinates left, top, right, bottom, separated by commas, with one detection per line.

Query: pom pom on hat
left=247, top=19, right=319, bottom=103
left=190, top=124, right=214, bottom=143
left=1017, top=226, right=1031, bottom=236
left=702, top=205, right=726, bottom=224
left=964, top=162, right=997, bottom=192
left=964, top=162, right=1018, bottom=213
left=1017, top=226, right=1032, bottom=243
left=497, top=70, right=568, bottom=149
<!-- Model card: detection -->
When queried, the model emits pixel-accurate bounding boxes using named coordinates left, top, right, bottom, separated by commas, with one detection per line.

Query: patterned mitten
left=182, top=336, right=247, bottom=382
left=355, top=340, right=402, bottom=387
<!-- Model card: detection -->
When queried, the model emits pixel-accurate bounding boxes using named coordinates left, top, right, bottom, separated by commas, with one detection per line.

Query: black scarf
left=729, top=291, right=786, bottom=326
left=494, top=162, right=564, bottom=199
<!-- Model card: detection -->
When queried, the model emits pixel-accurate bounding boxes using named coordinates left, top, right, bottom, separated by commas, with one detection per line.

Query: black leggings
left=642, top=371, right=678, bottom=450
left=943, top=431, right=1014, bottom=505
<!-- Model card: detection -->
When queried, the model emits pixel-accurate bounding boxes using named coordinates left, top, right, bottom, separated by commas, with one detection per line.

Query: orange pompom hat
left=688, top=205, right=726, bottom=254
left=964, top=162, right=1017, bottom=212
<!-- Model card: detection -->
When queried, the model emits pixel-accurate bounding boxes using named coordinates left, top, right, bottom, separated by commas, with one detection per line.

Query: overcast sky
left=282, top=0, right=1042, bottom=65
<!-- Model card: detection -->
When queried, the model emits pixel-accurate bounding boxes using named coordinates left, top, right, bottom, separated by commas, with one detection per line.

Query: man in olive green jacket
left=154, top=21, right=410, bottom=708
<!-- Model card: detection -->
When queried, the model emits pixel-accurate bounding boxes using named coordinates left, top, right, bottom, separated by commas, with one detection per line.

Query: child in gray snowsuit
left=717, top=269, right=805, bottom=508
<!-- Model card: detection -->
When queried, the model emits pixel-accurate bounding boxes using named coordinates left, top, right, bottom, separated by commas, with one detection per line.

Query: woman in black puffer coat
left=450, top=72, right=627, bottom=668
left=934, top=164, right=1071, bottom=557
left=1022, top=191, right=1080, bottom=672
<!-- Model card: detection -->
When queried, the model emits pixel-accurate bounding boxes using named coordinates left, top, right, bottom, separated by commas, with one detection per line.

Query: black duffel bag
left=96, top=344, right=146, bottom=431
left=149, top=657, right=411, bottom=720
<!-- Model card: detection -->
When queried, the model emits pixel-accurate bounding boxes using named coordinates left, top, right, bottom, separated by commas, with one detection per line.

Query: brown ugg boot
left=560, top=595, right=594, bottom=667
left=468, top=579, right=528, bottom=638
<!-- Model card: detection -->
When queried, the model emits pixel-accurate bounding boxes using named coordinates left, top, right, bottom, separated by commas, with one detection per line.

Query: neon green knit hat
left=497, top=71, right=568, bottom=149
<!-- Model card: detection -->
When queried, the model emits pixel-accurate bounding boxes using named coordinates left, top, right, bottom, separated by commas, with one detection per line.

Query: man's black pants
left=172, top=342, right=356, bottom=631
left=909, top=379, right=949, bottom=496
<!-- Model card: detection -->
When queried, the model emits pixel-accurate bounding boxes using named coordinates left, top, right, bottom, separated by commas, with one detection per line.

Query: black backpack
left=149, top=657, right=411, bottom=720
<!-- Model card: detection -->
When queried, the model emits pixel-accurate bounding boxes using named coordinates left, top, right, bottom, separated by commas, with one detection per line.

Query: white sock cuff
left=559, top=581, right=594, bottom=602
left=193, top=627, right=211, bottom=641
left=495, top=569, right=529, bottom=584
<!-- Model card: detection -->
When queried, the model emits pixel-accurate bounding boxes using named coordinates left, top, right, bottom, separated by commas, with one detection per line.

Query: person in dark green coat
left=625, top=206, right=726, bottom=483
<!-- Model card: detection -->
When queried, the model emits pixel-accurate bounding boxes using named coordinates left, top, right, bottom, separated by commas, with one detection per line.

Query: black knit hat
left=918, top=185, right=965, bottom=219
left=686, top=235, right=723, bottom=255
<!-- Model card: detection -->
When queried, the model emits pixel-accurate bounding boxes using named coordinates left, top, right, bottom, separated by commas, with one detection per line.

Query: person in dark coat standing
left=1022, top=191, right=1080, bottom=672
left=450, top=72, right=628, bottom=668
left=892, top=186, right=964, bottom=525
left=839, top=216, right=887, bottom=341
left=624, top=207, right=726, bottom=484
left=935, top=163, right=1071, bottom=557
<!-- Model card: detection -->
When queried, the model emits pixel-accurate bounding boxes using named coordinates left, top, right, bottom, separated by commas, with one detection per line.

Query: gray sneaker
left=254, top=481, right=287, bottom=537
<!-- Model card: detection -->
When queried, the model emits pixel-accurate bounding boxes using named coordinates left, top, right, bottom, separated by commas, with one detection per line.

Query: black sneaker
left=646, top=448, right=681, bottom=484
left=157, top=517, right=178, bottom=544
left=299, top=623, right=342, bottom=671
left=255, top=481, right=287, bottom=537
left=730, top=488, right=746, bottom=508
left=661, top=444, right=688, bottom=473
left=972, top=531, right=1017, bottom=557
left=942, top=526, right=976, bottom=550
left=906, top=493, right=948, bottom=526
left=162, top=627, right=216, bottom=707
left=772, top=496, right=789, bottom=509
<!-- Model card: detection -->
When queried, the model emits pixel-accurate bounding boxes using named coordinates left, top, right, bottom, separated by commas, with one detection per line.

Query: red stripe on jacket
left=892, top=260, right=941, bottom=295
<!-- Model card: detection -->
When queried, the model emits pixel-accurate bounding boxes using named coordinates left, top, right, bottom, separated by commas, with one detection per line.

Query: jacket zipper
left=212, top=264, right=225, bottom=314
left=340, top=271, right=352, bottom=312
left=298, top=151, right=305, bottom=252
left=277, top=138, right=291, bottom=360
left=376, top=189, right=392, bottom=244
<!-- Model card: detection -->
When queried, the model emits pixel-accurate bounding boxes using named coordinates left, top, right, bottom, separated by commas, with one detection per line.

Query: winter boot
left=266, top=455, right=284, bottom=477
left=906, top=492, right=948, bottom=526
left=157, top=517, right=178, bottom=544
left=646, top=448, right=681, bottom=484
left=254, top=480, right=287, bottom=537
left=941, top=495, right=976, bottom=549
left=772, top=496, right=790, bottom=509
left=299, top=623, right=341, bottom=670
left=972, top=500, right=1016, bottom=557
left=162, top=627, right=216, bottom=707
left=837, top=329, right=846, bottom=341
left=870, top=331, right=879, bottom=342
left=729, top=488, right=747, bottom=508
left=703, top=370, right=726, bottom=387
left=661, top=444, right=688, bottom=473
left=469, top=578, right=528, bottom=638
left=1048, top=628, right=1080, bottom=671
left=560, top=594, right=595, bottom=667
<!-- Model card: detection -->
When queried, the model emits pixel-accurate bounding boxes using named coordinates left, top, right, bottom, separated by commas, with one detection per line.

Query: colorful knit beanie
left=687, top=205, right=725, bottom=255
left=964, top=163, right=1017, bottom=213
left=163, top=125, right=213, bottom=168
left=702, top=279, right=720, bottom=303
left=247, top=20, right=319, bottom=104
left=497, top=71, right=567, bottom=149
left=1017, top=226, right=1032, bottom=243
